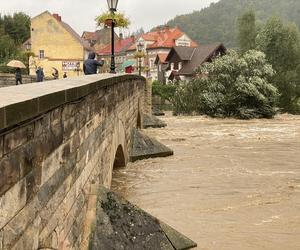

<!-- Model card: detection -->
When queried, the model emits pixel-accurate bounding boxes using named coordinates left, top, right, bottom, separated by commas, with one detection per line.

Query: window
left=39, top=50, right=45, bottom=59
left=150, top=59, right=154, bottom=69
left=158, top=64, right=162, bottom=72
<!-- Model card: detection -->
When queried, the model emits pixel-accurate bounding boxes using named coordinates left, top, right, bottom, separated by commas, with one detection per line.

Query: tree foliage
left=0, top=12, right=30, bottom=68
left=152, top=80, right=176, bottom=103
left=173, top=50, right=278, bottom=119
left=165, top=0, right=300, bottom=47
left=256, top=16, right=300, bottom=113
left=237, top=10, right=257, bottom=53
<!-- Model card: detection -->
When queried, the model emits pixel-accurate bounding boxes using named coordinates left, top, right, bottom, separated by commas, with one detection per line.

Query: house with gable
left=30, top=11, right=93, bottom=78
left=125, top=26, right=198, bottom=79
left=159, top=43, right=227, bottom=82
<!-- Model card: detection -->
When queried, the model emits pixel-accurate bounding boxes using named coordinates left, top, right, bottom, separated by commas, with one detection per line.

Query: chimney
left=53, top=14, right=62, bottom=22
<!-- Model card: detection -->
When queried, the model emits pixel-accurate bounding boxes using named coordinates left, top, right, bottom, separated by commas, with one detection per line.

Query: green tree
left=2, top=12, right=30, bottom=44
left=173, top=50, right=278, bottom=119
left=0, top=35, right=16, bottom=64
left=256, top=16, right=300, bottom=113
left=237, top=10, right=257, bottom=53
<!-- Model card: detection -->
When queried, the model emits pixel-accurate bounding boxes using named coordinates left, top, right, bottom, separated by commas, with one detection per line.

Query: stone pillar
left=144, top=78, right=152, bottom=115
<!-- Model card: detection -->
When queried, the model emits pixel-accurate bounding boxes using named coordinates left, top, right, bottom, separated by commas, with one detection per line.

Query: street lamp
left=107, top=0, right=119, bottom=73
left=137, top=42, right=143, bottom=76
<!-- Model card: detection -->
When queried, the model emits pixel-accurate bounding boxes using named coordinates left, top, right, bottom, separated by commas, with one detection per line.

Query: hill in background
left=164, top=0, right=300, bottom=47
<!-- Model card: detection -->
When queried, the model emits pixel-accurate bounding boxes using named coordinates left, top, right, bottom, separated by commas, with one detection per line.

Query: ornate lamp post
left=107, top=0, right=119, bottom=73
left=137, top=42, right=144, bottom=76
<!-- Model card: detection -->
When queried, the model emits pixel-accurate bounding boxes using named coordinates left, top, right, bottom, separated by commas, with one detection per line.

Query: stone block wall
left=144, top=78, right=152, bottom=115
left=0, top=73, right=53, bottom=88
left=0, top=73, right=35, bottom=88
left=0, top=74, right=145, bottom=249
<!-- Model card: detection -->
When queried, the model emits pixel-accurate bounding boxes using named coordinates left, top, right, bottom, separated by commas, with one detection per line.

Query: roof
left=32, top=11, right=92, bottom=51
left=127, top=27, right=198, bottom=51
left=166, top=46, right=196, bottom=62
left=154, top=54, right=168, bottom=65
left=82, top=31, right=97, bottom=41
left=82, top=28, right=116, bottom=46
left=98, top=37, right=135, bottom=56
left=177, top=43, right=226, bottom=75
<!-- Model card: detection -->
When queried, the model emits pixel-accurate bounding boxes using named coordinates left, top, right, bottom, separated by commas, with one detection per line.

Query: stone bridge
left=0, top=74, right=150, bottom=249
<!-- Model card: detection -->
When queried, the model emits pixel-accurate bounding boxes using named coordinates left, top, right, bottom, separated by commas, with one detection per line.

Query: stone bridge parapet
left=0, top=73, right=146, bottom=249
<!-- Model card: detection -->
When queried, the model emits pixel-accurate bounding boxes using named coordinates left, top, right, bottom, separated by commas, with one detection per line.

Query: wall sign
left=62, top=61, right=80, bottom=71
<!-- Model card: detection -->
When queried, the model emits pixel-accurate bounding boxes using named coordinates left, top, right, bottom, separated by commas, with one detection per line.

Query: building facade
left=126, top=27, right=198, bottom=79
left=30, top=11, right=92, bottom=78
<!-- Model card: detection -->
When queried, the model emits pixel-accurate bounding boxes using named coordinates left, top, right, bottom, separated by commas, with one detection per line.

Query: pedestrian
left=15, top=67, right=22, bottom=85
left=52, top=68, right=59, bottom=79
left=63, top=72, right=67, bottom=78
left=36, top=67, right=44, bottom=82
left=83, top=52, right=104, bottom=75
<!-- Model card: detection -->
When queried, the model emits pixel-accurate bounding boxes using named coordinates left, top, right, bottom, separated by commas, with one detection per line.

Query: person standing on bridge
left=36, top=67, right=44, bottom=82
left=83, top=52, right=104, bottom=75
left=15, top=67, right=22, bottom=85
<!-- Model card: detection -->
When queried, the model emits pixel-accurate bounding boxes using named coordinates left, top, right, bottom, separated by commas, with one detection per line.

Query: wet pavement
left=112, top=113, right=300, bottom=250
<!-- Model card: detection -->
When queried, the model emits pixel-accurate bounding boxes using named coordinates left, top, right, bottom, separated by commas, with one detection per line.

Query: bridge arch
left=113, top=145, right=126, bottom=168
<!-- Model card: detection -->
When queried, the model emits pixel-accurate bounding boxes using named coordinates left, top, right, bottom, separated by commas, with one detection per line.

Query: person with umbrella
left=6, top=60, right=26, bottom=85
left=15, top=68, right=22, bottom=85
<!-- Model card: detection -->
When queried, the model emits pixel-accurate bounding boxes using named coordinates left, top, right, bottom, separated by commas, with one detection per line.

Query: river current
left=111, top=113, right=300, bottom=250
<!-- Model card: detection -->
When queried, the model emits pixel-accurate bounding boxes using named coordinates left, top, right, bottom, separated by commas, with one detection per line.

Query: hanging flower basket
left=96, top=12, right=130, bottom=28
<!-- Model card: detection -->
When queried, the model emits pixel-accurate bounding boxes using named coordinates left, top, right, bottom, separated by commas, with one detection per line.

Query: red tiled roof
left=97, top=37, right=135, bottom=55
left=127, top=27, right=198, bottom=51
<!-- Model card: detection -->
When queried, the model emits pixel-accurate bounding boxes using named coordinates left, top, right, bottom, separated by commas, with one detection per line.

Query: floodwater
left=111, top=113, right=300, bottom=250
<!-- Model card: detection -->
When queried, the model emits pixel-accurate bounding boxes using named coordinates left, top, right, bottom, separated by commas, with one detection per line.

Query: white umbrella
left=7, top=60, right=26, bottom=69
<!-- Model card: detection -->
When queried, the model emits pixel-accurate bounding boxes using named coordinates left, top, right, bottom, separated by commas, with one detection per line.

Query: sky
left=0, top=0, right=218, bottom=35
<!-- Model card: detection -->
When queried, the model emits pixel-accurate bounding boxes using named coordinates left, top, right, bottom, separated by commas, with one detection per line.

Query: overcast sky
left=0, top=0, right=218, bottom=35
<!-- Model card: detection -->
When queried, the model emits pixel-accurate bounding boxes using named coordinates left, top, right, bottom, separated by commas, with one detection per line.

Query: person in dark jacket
left=36, top=67, right=44, bottom=82
left=15, top=67, right=22, bottom=85
left=83, top=52, right=104, bottom=75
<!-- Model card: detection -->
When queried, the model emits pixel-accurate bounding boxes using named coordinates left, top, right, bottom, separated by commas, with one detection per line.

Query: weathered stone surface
left=143, top=114, right=167, bottom=128
left=0, top=74, right=146, bottom=249
left=130, top=128, right=173, bottom=162
left=159, top=221, right=197, bottom=250
left=88, top=186, right=196, bottom=250
left=152, top=106, right=166, bottom=116
left=0, top=178, right=26, bottom=229
left=0, top=108, right=4, bottom=132
left=0, top=155, right=20, bottom=196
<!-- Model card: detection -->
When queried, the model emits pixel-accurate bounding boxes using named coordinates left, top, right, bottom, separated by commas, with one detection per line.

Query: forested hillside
left=165, top=0, right=300, bottom=47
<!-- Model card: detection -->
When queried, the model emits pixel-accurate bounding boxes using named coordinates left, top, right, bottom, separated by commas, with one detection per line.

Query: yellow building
left=30, top=11, right=92, bottom=78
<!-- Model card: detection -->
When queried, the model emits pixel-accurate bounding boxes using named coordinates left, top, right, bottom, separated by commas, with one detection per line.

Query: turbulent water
left=111, top=113, right=300, bottom=250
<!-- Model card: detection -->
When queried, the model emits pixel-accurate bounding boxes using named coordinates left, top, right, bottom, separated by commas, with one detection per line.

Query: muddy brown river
left=111, top=113, right=300, bottom=250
